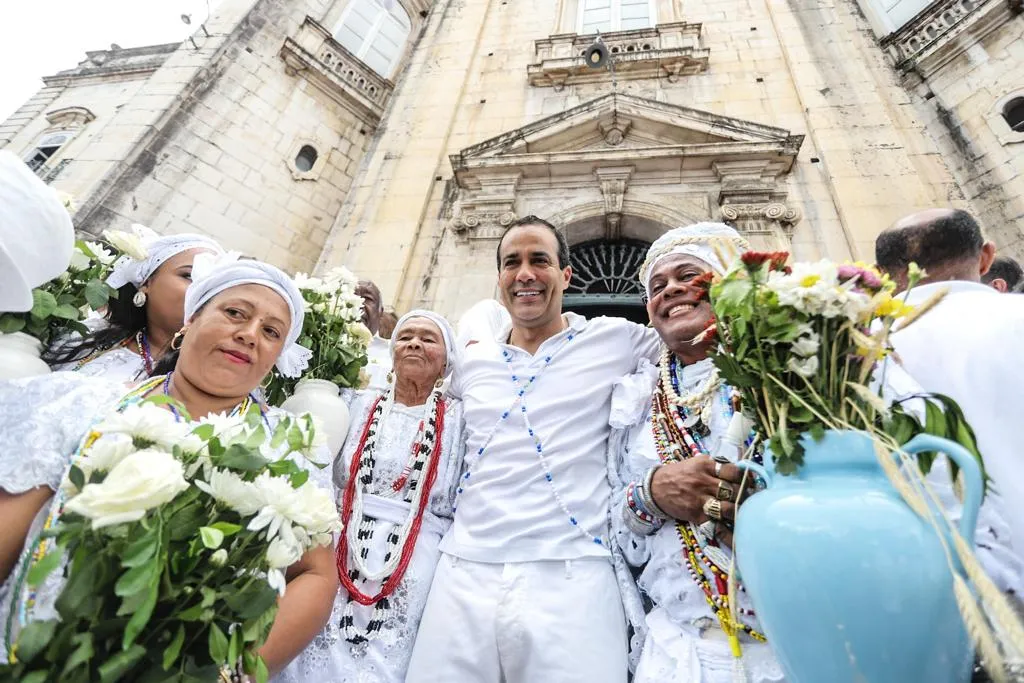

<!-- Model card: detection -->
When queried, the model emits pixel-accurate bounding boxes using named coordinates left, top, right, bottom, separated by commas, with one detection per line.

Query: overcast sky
left=0, top=0, right=222, bottom=124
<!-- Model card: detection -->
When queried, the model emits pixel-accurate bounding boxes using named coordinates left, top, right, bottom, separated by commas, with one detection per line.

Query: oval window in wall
left=1003, top=97, right=1024, bottom=133
left=295, top=145, right=319, bottom=173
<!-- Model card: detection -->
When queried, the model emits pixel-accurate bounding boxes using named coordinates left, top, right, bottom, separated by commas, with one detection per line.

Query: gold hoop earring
left=434, top=377, right=444, bottom=390
left=170, top=329, right=186, bottom=351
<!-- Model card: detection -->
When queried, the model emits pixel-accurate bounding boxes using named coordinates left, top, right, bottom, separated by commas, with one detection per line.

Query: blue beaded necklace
left=453, top=326, right=605, bottom=547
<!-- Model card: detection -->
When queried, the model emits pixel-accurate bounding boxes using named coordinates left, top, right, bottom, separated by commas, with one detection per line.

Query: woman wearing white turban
left=0, top=254, right=336, bottom=675
left=46, top=225, right=225, bottom=383
left=276, top=310, right=466, bottom=683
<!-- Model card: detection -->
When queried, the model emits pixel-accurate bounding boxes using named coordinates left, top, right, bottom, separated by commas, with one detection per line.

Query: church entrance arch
left=563, top=238, right=651, bottom=324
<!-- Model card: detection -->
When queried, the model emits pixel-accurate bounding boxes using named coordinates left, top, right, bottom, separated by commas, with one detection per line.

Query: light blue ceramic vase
left=735, top=430, right=983, bottom=683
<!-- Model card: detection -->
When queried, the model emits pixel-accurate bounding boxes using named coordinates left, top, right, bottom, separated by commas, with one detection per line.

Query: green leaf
left=19, top=671, right=48, bottom=683
left=200, top=586, right=218, bottom=608
left=219, top=444, right=269, bottom=471
left=61, top=631, right=94, bottom=676
left=210, top=521, right=242, bottom=537
left=122, top=580, right=159, bottom=649
left=228, top=625, right=243, bottom=668
left=199, top=526, right=225, bottom=550
left=12, top=619, right=57, bottom=663
left=208, top=623, right=229, bottom=664
left=114, top=559, right=159, bottom=598
left=84, top=280, right=112, bottom=310
left=55, top=550, right=105, bottom=619
left=255, top=655, right=270, bottom=683
left=68, top=465, right=86, bottom=493
left=122, top=530, right=160, bottom=569
left=51, top=304, right=81, bottom=320
left=162, top=624, right=186, bottom=671
left=225, top=584, right=279, bottom=619
left=30, top=290, right=58, bottom=319
left=26, top=551, right=62, bottom=588
left=98, top=644, right=146, bottom=682
left=289, top=470, right=309, bottom=488
left=0, top=314, right=26, bottom=333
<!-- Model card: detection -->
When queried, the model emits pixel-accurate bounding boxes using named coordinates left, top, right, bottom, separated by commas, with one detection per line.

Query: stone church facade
left=2, top=0, right=1022, bottom=320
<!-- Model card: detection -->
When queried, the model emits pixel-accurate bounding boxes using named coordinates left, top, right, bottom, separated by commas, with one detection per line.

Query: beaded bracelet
left=624, top=482, right=662, bottom=535
left=642, top=465, right=671, bottom=521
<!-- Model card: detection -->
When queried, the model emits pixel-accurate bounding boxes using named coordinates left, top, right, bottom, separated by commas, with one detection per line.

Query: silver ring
left=714, top=461, right=724, bottom=477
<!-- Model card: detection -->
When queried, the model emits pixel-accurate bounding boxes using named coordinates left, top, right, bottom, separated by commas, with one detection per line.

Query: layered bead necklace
left=650, top=351, right=766, bottom=651
left=335, top=384, right=447, bottom=644
left=73, top=329, right=155, bottom=380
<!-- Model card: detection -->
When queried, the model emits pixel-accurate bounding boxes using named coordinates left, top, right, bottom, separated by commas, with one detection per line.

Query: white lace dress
left=607, top=359, right=785, bottom=683
left=275, top=390, right=465, bottom=683
left=53, top=345, right=146, bottom=384
left=0, top=373, right=333, bottom=662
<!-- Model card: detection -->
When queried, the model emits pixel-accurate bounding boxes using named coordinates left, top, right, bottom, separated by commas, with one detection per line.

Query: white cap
left=0, top=151, right=75, bottom=312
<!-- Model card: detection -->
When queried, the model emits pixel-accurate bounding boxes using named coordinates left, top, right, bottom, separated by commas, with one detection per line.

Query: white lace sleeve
left=0, top=373, right=124, bottom=494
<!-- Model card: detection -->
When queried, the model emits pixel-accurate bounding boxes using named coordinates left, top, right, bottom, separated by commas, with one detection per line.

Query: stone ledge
left=527, top=22, right=710, bottom=90
left=881, top=0, right=1022, bottom=77
left=279, top=16, right=393, bottom=128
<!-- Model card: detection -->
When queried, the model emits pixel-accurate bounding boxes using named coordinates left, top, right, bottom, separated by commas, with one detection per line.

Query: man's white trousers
left=406, top=554, right=629, bottom=682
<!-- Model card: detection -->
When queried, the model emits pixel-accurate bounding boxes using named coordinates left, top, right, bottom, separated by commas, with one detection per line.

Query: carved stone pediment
left=446, top=93, right=804, bottom=239
left=528, top=23, right=710, bottom=89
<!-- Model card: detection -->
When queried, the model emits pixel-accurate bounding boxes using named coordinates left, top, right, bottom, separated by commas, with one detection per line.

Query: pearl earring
left=132, top=291, right=147, bottom=307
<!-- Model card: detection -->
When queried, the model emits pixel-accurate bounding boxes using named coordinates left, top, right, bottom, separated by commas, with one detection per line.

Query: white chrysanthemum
left=349, top=322, right=373, bottom=347
left=79, top=433, right=134, bottom=477
left=65, top=449, right=189, bottom=529
left=293, top=272, right=322, bottom=292
left=791, top=331, right=820, bottom=358
left=98, top=403, right=191, bottom=449
left=267, top=568, right=287, bottom=597
left=247, top=473, right=340, bottom=545
left=786, top=355, right=820, bottom=378
left=266, top=534, right=303, bottom=569
left=323, top=266, right=358, bottom=287
left=85, top=241, right=116, bottom=266
left=197, top=411, right=248, bottom=441
left=195, top=468, right=265, bottom=516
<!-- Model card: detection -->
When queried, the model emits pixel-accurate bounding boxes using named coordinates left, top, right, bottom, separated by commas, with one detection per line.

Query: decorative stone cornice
left=280, top=17, right=393, bottom=128
left=527, top=23, right=710, bottom=89
left=41, top=43, right=178, bottom=86
left=880, top=0, right=1022, bottom=77
left=448, top=172, right=521, bottom=240
left=45, top=106, right=96, bottom=128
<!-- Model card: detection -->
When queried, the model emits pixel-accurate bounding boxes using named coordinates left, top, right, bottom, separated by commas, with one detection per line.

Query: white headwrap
left=0, top=151, right=75, bottom=312
left=183, top=253, right=312, bottom=378
left=639, top=222, right=750, bottom=297
left=390, top=309, right=457, bottom=380
left=106, top=225, right=225, bottom=290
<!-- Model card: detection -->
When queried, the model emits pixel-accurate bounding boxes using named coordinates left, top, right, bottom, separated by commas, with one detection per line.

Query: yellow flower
left=874, top=294, right=914, bottom=318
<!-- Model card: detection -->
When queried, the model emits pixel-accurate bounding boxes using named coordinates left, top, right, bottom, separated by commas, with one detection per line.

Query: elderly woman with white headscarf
left=46, top=225, right=225, bottom=383
left=0, top=254, right=336, bottom=675
left=607, top=223, right=787, bottom=683
left=276, top=310, right=466, bottom=683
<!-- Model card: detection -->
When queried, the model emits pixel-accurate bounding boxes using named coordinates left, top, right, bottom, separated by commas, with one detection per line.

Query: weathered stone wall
left=897, top=10, right=1024, bottom=257
left=318, top=0, right=964, bottom=318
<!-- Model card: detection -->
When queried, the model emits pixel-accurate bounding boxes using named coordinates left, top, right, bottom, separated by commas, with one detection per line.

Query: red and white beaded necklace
left=335, top=384, right=447, bottom=644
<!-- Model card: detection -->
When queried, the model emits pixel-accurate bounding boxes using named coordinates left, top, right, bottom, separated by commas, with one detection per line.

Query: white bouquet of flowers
left=265, top=267, right=371, bottom=404
left=0, top=399, right=340, bottom=683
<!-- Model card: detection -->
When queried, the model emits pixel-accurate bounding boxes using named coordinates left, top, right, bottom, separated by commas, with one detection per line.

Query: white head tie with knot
left=183, top=252, right=312, bottom=378
left=639, top=222, right=750, bottom=298
left=106, top=225, right=225, bottom=290
left=390, top=309, right=457, bottom=380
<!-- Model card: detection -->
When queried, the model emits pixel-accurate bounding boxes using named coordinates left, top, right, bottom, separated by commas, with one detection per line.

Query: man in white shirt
left=876, top=208, right=1024, bottom=592
left=356, top=279, right=392, bottom=389
left=407, top=216, right=659, bottom=682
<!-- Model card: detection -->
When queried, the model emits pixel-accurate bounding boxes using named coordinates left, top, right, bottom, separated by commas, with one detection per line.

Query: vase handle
left=898, top=434, right=983, bottom=545
left=735, top=460, right=772, bottom=488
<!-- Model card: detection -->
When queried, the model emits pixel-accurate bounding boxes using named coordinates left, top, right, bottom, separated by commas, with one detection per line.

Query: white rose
left=195, top=468, right=265, bottom=516
left=103, top=229, right=148, bottom=260
left=70, top=433, right=135, bottom=487
left=210, top=549, right=228, bottom=566
left=65, top=449, right=189, bottom=529
left=350, top=322, right=373, bottom=347
left=98, top=403, right=191, bottom=449
left=68, top=247, right=91, bottom=272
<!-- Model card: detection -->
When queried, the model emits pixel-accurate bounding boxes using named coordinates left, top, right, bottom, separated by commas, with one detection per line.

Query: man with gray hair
left=875, top=208, right=1024, bottom=595
left=0, top=151, right=74, bottom=312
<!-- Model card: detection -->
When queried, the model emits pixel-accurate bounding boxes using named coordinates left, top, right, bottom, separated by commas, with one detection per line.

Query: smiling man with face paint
left=407, top=215, right=660, bottom=683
